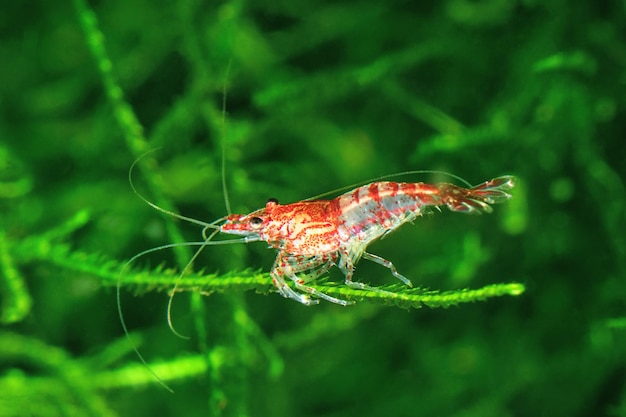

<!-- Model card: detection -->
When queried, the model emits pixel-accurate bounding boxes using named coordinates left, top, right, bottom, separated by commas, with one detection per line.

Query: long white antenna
left=116, top=237, right=259, bottom=392
left=304, top=170, right=474, bottom=201
left=221, top=60, right=233, bottom=215
left=128, top=150, right=221, bottom=230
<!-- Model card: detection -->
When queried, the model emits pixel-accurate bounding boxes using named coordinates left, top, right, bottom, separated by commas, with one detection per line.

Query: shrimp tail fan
left=441, top=176, right=516, bottom=214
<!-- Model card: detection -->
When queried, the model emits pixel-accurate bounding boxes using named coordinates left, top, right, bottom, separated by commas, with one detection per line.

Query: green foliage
left=1, top=0, right=625, bottom=416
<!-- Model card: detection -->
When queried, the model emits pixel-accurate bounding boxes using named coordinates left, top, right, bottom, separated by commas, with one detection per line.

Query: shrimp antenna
left=128, top=150, right=221, bottom=231
left=304, top=169, right=473, bottom=201
left=383, top=170, right=473, bottom=187
left=165, top=228, right=220, bottom=340
left=220, top=60, right=233, bottom=215
left=116, top=237, right=259, bottom=392
left=163, top=63, right=236, bottom=340
left=120, top=149, right=226, bottom=391
left=121, top=63, right=239, bottom=390
left=117, top=260, right=175, bottom=392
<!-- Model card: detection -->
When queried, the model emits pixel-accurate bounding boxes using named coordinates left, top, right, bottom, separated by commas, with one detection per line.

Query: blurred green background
left=1, top=0, right=625, bottom=416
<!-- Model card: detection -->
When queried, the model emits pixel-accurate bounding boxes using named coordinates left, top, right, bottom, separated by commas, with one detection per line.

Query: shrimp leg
left=272, top=252, right=353, bottom=306
left=362, top=252, right=412, bottom=287
left=336, top=249, right=400, bottom=296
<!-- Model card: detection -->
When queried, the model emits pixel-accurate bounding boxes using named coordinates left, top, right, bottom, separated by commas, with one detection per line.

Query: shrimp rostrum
left=220, top=176, right=516, bottom=306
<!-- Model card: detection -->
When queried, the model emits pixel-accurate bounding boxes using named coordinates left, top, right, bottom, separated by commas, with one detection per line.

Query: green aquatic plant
left=2, top=0, right=624, bottom=416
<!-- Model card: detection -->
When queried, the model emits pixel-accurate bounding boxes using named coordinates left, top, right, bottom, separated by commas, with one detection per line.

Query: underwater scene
left=1, top=1, right=624, bottom=416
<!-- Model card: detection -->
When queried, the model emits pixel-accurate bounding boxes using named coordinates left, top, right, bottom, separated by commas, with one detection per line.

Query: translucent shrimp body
left=221, top=176, right=516, bottom=305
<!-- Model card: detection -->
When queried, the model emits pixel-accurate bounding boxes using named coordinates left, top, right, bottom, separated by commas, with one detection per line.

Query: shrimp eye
left=249, top=216, right=263, bottom=227
left=266, top=197, right=279, bottom=204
